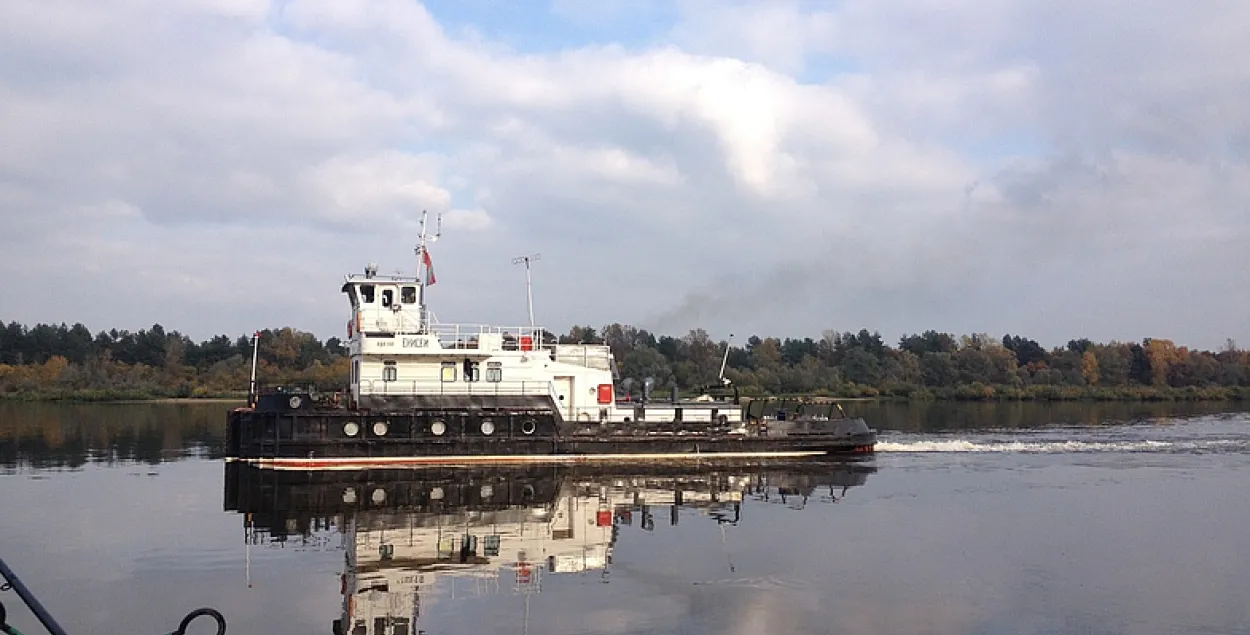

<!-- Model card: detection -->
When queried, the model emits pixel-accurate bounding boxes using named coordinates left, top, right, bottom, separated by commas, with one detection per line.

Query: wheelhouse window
left=381, top=288, right=394, bottom=307
left=383, top=361, right=397, bottom=382
left=360, top=284, right=375, bottom=303
left=463, top=360, right=480, bottom=382
left=486, top=362, right=502, bottom=382
left=440, top=362, right=457, bottom=382
left=401, top=286, right=417, bottom=304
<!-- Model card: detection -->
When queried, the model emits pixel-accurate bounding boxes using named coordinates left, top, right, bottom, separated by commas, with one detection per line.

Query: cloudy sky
left=2, top=0, right=1247, bottom=350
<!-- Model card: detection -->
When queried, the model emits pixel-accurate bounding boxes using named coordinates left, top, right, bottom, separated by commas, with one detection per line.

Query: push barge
left=225, top=212, right=876, bottom=469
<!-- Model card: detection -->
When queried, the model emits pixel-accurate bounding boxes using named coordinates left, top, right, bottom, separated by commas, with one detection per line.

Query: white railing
left=553, top=345, right=613, bottom=371
left=425, top=323, right=554, bottom=351
left=359, top=379, right=559, bottom=401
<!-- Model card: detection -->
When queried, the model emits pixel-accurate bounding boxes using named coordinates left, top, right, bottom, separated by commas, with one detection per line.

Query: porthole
left=481, top=419, right=495, bottom=435
left=371, top=488, right=386, bottom=504
left=289, top=395, right=302, bottom=409
left=430, top=487, right=444, bottom=500
left=520, top=419, right=537, bottom=435
left=343, top=487, right=357, bottom=504
left=431, top=420, right=446, bottom=436
left=480, top=484, right=494, bottom=499
left=344, top=421, right=360, bottom=437
left=372, top=421, right=389, bottom=436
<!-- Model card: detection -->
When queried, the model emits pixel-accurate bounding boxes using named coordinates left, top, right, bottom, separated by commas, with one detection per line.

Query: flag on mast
left=423, top=248, right=437, bottom=286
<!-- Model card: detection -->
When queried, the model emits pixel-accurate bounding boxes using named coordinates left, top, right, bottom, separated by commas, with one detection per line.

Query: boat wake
left=876, top=438, right=1248, bottom=454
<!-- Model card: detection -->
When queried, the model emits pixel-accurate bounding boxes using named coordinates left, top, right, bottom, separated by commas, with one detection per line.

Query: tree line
left=1, top=320, right=1248, bottom=401
left=0, top=322, right=346, bottom=400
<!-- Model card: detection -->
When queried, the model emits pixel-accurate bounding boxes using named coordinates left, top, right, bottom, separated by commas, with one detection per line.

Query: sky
left=1, top=0, right=1247, bottom=351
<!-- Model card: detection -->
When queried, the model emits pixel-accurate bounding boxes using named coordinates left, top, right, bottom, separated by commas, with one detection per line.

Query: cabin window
left=440, top=362, right=457, bottom=382
left=463, top=359, right=480, bottom=382
left=360, top=285, right=375, bottom=303
left=383, top=361, right=397, bottom=382
left=401, top=286, right=417, bottom=304
left=381, top=288, right=394, bottom=307
left=486, top=362, right=502, bottom=382
left=352, top=360, right=360, bottom=385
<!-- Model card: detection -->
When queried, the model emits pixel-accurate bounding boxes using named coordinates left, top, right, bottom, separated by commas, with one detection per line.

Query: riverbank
left=4, top=384, right=1249, bottom=403
left=830, top=383, right=1250, bottom=402
left=0, top=390, right=248, bottom=403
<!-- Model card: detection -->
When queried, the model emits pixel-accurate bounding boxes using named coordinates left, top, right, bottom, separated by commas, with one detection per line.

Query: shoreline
left=2, top=390, right=1246, bottom=405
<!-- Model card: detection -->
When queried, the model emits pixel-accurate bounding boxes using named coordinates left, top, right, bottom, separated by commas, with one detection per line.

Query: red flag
left=423, top=249, right=436, bottom=286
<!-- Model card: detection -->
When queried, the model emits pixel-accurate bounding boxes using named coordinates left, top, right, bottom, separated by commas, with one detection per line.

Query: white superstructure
left=339, top=212, right=741, bottom=425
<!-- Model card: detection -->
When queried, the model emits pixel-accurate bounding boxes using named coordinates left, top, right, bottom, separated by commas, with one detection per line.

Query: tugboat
left=224, top=212, right=876, bottom=469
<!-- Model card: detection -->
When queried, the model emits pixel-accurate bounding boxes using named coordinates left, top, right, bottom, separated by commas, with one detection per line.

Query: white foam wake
left=875, top=439, right=1245, bottom=454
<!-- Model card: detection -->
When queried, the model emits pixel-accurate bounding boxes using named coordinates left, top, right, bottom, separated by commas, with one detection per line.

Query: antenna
left=511, top=253, right=541, bottom=331
left=248, top=331, right=261, bottom=407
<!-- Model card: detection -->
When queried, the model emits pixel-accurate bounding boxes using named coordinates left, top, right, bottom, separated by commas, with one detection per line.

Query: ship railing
left=552, top=344, right=614, bottom=371
left=360, top=379, right=559, bottom=400
left=422, top=323, right=558, bottom=351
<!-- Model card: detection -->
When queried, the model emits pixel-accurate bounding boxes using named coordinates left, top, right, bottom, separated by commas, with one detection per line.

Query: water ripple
left=877, top=438, right=1249, bottom=454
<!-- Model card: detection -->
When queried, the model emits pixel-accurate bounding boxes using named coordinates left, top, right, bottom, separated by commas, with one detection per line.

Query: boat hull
left=225, top=400, right=877, bottom=470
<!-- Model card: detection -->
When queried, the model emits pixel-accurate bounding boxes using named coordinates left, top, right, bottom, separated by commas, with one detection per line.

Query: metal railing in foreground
left=0, top=558, right=226, bottom=635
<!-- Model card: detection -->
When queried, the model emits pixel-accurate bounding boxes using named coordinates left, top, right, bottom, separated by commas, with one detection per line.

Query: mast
left=511, top=253, right=540, bottom=331
left=415, top=210, right=442, bottom=332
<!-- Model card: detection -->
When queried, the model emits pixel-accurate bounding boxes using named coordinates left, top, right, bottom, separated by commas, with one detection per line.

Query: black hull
left=225, top=400, right=877, bottom=468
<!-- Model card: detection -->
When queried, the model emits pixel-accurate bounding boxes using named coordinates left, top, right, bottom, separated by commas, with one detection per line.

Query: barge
left=225, top=212, right=876, bottom=469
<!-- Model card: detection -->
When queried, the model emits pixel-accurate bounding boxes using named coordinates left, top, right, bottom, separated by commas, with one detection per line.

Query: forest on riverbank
left=1, top=320, right=1248, bottom=402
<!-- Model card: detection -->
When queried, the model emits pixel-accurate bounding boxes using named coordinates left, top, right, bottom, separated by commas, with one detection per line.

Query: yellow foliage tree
left=38, top=355, right=70, bottom=386
left=1144, top=339, right=1182, bottom=387
left=1081, top=351, right=1100, bottom=386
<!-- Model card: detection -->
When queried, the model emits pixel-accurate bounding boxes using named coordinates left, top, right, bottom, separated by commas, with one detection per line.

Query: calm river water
left=2, top=400, right=1249, bottom=635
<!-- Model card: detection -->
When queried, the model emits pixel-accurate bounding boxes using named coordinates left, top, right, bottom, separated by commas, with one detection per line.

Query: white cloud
left=444, top=208, right=494, bottom=232
left=0, top=0, right=1246, bottom=349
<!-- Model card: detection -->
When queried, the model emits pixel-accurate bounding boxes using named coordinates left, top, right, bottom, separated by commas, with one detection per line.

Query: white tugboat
left=225, top=212, right=876, bottom=469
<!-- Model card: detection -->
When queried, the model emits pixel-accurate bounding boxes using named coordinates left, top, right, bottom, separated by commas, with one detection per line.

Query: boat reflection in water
left=223, top=459, right=876, bottom=635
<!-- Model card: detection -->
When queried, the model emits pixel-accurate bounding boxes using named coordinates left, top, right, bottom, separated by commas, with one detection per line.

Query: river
left=1, top=400, right=1248, bottom=635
